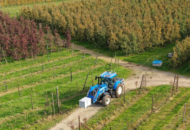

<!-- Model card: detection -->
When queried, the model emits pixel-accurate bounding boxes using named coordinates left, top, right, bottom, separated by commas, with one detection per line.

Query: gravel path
left=50, top=44, right=190, bottom=130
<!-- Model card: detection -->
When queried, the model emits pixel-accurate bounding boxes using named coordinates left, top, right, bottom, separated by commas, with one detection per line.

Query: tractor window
left=107, top=78, right=115, bottom=88
left=101, top=78, right=109, bottom=85
left=112, top=77, right=116, bottom=83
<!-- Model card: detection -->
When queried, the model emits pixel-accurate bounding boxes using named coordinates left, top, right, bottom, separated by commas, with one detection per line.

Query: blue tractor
left=86, top=71, right=125, bottom=106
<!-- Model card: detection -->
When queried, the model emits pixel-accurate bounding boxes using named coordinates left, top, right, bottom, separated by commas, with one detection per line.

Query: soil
left=50, top=44, right=190, bottom=130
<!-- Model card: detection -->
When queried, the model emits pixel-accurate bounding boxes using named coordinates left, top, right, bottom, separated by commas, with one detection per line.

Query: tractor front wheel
left=116, top=84, right=123, bottom=98
left=102, top=95, right=111, bottom=106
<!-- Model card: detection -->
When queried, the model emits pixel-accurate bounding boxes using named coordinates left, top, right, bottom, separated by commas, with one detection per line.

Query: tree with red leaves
left=4, top=35, right=11, bottom=56
left=0, top=11, right=62, bottom=62
left=20, top=34, right=28, bottom=60
left=54, top=29, right=62, bottom=48
left=11, top=35, right=21, bottom=61
left=65, top=29, right=71, bottom=48
left=38, top=23, right=46, bottom=55
left=43, top=25, right=51, bottom=34
left=46, top=31, right=55, bottom=53
left=29, top=27, right=38, bottom=58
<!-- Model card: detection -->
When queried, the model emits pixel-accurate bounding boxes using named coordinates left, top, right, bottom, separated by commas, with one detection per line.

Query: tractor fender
left=113, top=81, right=122, bottom=90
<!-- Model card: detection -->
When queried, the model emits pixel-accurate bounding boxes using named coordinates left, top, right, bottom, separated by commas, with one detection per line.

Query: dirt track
left=50, top=44, right=190, bottom=130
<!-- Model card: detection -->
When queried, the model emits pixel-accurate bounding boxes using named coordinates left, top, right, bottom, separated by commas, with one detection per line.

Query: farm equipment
left=79, top=71, right=125, bottom=108
left=152, top=60, right=162, bottom=67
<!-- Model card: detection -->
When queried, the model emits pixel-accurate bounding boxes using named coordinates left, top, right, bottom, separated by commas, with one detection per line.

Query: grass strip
left=152, top=88, right=190, bottom=130
left=102, top=85, right=171, bottom=130
left=0, top=57, right=99, bottom=92
left=129, top=86, right=173, bottom=130
left=175, top=102, right=190, bottom=130
left=0, top=54, right=87, bottom=82
left=140, top=87, right=190, bottom=130
left=0, top=49, right=79, bottom=74
left=0, top=93, right=87, bottom=130
left=162, top=101, right=185, bottom=130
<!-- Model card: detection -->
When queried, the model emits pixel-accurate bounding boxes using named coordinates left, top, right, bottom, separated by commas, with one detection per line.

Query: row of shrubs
left=0, top=0, right=60, bottom=7
left=20, top=0, right=190, bottom=55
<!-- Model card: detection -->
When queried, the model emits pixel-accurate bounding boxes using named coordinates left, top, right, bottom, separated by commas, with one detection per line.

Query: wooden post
left=124, top=84, right=126, bottom=102
left=138, top=75, right=144, bottom=95
left=52, top=93, right=55, bottom=116
left=83, top=72, right=89, bottom=90
left=78, top=116, right=80, bottom=130
left=151, top=94, right=154, bottom=114
left=11, top=124, right=13, bottom=130
left=44, top=95, right=47, bottom=112
left=145, top=71, right=147, bottom=90
left=76, top=81, right=78, bottom=92
left=43, top=109, right=47, bottom=119
left=70, top=67, right=72, bottom=82
left=176, top=74, right=179, bottom=92
left=172, top=75, right=176, bottom=96
left=81, top=54, right=83, bottom=70
left=2, top=49, right=7, bottom=64
left=118, top=58, right=119, bottom=67
left=24, top=114, right=27, bottom=128
left=10, top=103, right=13, bottom=115
left=14, top=49, right=18, bottom=62
left=71, top=47, right=73, bottom=55
left=91, top=69, right=94, bottom=86
left=170, top=84, right=172, bottom=96
left=29, top=70, right=32, bottom=86
left=135, top=81, right=138, bottom=93
left=95, top=51, right=98, bottom=66
left=56, top=86, right=60, bottom=114
left=73, top=43, right=75, bottom=55
left=46, top=33, right=49, bottom=62
left=51, top=15, right=53, bottom=31
left=4, top=73, right=8, bottom=91
left=20, top=65, right=22, bottom=77
left=41, top=56, right=44, bottom=71
left=30, top=89, right=33, bottom=109
left=45, top=91, right=48, bottom=107
left=53, top=62, right=55, bottom=78
left=17, top=81, right=20, bottom=98
left=31, top=50, right=34, bottom=60
left=115, top=52, right=116, bottom=69
left=182, top=103, right=186, bottom=123
left=110, top=57, right=113, bottom=70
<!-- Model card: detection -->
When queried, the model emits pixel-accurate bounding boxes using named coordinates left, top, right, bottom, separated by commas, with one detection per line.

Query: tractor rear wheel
left=116, top=84, right=123, bottom=98
left=102, top=95, right=111, bottom=106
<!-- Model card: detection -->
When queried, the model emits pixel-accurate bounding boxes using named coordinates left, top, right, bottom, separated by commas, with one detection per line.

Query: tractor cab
left=100, top=77, right=115, bottom=89
left=99, top=71, right=117, bottom=89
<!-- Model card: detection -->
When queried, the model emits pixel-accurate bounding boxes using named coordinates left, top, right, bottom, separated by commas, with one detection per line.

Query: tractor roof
left=100, top=71, right=117, bottom=79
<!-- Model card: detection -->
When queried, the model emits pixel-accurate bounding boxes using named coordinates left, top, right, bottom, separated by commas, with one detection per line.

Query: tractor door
left=108, top=78, right=115, bottom=89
